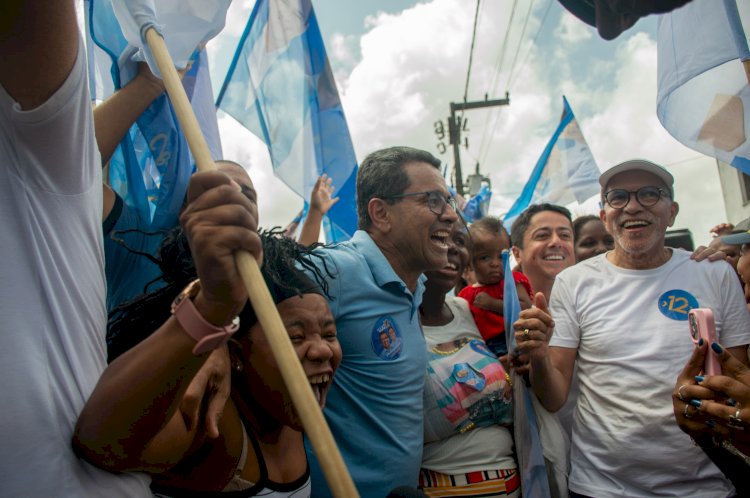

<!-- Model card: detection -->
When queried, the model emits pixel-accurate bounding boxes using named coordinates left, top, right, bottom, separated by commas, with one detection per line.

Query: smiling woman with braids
left=74, top=204, right=340, bottom=498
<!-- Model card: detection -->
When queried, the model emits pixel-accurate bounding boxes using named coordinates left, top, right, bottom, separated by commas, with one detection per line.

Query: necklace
left=431, top=337, right=469, bottom=355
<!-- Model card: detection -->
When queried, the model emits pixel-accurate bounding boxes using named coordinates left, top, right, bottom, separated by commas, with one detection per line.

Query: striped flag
left=216, top=0, right=358, bottom=243
left=85, top=0, right=227, bottom=228
left=503, top=251, right=553, bottom=497
left=657, top=0, right=750, bottom=173
left=503, top=97, right=600, bottom=228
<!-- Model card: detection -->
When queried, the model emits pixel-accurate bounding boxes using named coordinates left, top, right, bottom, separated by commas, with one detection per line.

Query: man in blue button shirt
left=305, top=146, right=459, bottom=498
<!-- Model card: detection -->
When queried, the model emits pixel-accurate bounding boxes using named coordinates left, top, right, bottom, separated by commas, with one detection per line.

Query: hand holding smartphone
left=688, top=308, right=721, bottom=376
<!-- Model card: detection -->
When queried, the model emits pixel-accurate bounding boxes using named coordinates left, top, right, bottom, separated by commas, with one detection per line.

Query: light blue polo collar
left=350, top=230, right=427, bottom=297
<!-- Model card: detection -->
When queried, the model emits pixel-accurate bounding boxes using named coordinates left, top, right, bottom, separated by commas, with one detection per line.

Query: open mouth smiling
left=431, top=230, right=450, bottom=247
left=622, top=219, right=650, bottom=229
left=308, top=373, right=333, bottom=408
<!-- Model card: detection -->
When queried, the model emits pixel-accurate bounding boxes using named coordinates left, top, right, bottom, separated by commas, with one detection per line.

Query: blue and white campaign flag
left=85, top=0, right=225, bottom=229
left=503, top=251, right=552, bottom=498
left=462, top=184, right=492, bottom=222
left=503, top=97, right=600, bottom=228
left=657, top=0, right=750, bottom=174
left=216, top=0, right=358, bottom=243
left=111, top=0, right=231, bottom=78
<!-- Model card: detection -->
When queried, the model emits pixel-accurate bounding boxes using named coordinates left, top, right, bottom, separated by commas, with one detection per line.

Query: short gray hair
left=356, top=146, right=441, bottom=229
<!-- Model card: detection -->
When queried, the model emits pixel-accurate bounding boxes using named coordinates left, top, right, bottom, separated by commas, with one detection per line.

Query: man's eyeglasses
left=382, top=191, right=458, bottom=216
left=603, top=186, right=671, bottom=209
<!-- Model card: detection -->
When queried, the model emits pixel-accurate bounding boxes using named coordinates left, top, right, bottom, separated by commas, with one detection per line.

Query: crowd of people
left=3, top=4, right=750, bottom=498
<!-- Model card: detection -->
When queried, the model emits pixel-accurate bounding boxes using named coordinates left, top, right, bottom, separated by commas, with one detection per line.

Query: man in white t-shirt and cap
left=516, top=159, right=750, bottom=497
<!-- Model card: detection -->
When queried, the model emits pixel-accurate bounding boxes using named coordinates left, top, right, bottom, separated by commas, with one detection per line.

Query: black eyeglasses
left=603, top=186, right=671, bottom=209
left=382, top=191, right=458, bottom=216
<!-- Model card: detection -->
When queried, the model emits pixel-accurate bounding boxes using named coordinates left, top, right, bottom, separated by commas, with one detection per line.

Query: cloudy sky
left=205, top=0, right=733, bottom=247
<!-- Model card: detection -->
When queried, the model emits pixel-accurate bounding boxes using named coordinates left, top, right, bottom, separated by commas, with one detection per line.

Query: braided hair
left=106, top=227, right=333, bottom=362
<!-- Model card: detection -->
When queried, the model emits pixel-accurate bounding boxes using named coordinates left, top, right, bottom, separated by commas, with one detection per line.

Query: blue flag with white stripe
left=462, top=184, right=492, bottom=222
left=85, top=0, right=224, bottom=229
left=503, top=251, right=552, bottom=498
left=504, top=97, right=600, bottom=228
left=216, top=0, right=358, bottom=243
left=657, top=0, right=750, bottom=174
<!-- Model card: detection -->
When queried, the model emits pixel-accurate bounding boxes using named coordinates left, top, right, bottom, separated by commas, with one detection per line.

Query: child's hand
left=474, top=292, right=502, bottom=313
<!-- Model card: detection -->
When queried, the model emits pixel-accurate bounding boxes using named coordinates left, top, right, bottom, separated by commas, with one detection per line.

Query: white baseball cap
left=599, top=159, right=674, bottom=195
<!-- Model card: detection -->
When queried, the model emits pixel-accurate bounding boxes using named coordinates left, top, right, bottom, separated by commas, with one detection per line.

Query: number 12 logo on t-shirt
left=658, top=289, right=699, bottom=321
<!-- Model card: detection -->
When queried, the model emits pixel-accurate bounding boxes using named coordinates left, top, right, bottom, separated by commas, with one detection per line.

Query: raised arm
left=298, top=174, right=339, bottom=246
left=96, top=64, right=168, bottom=221
left=513, top=292, right=577, bottom=411
left=74, top=170, right=261, bottom=472
left=0, top=1, right=79, bottom=110
left=94, top=63, right=166, bottom=167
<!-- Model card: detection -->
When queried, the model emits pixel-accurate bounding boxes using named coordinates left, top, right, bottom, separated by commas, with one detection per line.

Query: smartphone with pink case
left=688, top=308, right=720, bottom=376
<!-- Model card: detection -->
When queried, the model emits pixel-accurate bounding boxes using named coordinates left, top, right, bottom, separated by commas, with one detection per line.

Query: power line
left=477, top=0, right=553, bottom=169
left=504, top=0, right=536, bottom=91
left=488, top=0, right=519, bottom=96
left=463, top=0, right=482, bottom=103
left=475, top=0, right=519, bottom=169
left=508, top=0, right=553, bottom=91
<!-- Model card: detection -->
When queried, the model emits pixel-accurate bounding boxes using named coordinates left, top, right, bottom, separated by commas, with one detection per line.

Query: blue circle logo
left=657, top=289, right=699, bottom=321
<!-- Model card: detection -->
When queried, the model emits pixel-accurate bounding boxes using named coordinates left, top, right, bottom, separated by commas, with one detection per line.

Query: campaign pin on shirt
left=371, top=316, right=402, bottom=360
left=658, top=289, right=699, bottom=321
left=452, top=362, right=486, bottom=392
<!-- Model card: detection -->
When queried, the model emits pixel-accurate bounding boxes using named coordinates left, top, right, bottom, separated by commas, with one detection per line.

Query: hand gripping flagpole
left=144, top=27, right=359, bottom=498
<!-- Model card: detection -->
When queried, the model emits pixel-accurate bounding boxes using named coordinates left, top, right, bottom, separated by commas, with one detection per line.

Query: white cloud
left=329, top=33, right=357, bottom=66
left=554, top=10, right=593, bottom=44
left=207, top=0, right=726, bottom=246
left=206, top=0, right=253, bottom=90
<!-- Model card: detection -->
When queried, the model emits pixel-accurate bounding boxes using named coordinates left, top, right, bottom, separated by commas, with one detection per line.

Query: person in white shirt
left=515, top=159, right=750, bottom=498
left=0, top=2, right=151, bottom=495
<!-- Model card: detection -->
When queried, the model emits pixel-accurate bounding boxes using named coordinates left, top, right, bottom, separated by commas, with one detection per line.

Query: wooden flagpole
left=144, top=27, right=358, bottom=498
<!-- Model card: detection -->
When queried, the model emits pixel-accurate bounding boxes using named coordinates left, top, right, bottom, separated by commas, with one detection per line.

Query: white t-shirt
left=421, top=297, right=516, bottom=474
left=549, top=250, right=750, bottom=498
left=0, top=42, right=150, bottom=495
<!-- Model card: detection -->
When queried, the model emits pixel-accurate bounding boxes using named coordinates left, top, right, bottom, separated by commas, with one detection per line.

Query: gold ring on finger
left=523, top=328, right=530, bottom=340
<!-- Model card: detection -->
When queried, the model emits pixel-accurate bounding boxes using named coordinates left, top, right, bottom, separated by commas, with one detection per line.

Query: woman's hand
left=673, top=340, right=716, bottom=441
left=179, top=346, right=231, bottom=440
left=181, top=171, right=262, bottom=325
left=690, top=343, right=750, bottom=448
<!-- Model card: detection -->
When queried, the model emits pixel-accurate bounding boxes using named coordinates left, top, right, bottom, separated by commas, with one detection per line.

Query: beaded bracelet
left=720, top=439, right=750, bottom=467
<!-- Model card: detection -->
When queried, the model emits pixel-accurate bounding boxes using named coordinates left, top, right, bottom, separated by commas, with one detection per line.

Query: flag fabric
left=111, top=0, right=231, bottom=77
left=503, top=97, right=600, bottom=228
left=503, top=251, right=552, bottom=498
left=85, top=0, right=225, bottom=229
left=283, top=209, right=306, bottom=239
left=181, top=48, right=223, bottom=162
left=216, top=0, right=358, bottom=243
left=657, top=0, right=750, bottom=174
left=462, top=184, right=492, bottom=222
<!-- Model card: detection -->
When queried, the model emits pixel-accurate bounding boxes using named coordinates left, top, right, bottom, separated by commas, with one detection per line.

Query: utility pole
left=438, top=92, right=510, bottom=196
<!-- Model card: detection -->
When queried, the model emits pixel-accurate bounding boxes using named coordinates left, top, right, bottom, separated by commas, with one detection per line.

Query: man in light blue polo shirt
left=305, top=146, right=459, bottom=498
